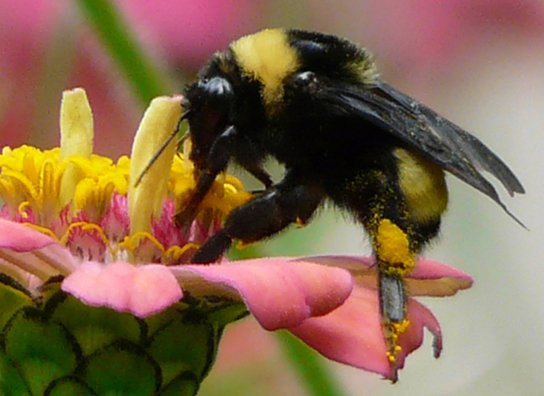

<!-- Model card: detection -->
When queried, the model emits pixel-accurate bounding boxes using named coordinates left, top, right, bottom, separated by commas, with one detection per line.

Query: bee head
left=185, top=75, right=235, bottom=170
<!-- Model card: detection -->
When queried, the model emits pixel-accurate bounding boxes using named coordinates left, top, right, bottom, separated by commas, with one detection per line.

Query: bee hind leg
left=367, top=210, right=443, bottom=380
left=370, top=217, right=414, bottom=367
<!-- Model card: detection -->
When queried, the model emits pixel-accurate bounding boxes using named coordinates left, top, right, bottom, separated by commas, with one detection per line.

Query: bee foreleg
left=176, top=125, right=238, bottom=226
left=235, top=135, right=274, bottom=188
left=191, top=172, right=324, bottom=263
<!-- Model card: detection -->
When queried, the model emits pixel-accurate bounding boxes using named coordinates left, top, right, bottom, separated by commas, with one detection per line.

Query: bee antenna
left=133, top=109, right=191, bottom=187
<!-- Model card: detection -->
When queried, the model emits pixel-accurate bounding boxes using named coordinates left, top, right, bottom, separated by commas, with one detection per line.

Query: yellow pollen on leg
left=384, top=319, right=411, bottom=363
left=375, top=219, right=415, bottom=276
left=294, top=216, right=306, bottom=227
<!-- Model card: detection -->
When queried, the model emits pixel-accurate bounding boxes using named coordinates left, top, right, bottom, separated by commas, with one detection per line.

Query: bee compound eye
left=292, top=71, right=318, bottom=93
left=196, top=77, right=231, bottom=98
left=295, top=71, right=317, bottom=84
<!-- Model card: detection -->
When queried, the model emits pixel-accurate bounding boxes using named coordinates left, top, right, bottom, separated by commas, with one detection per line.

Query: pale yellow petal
left=129, top=96, right=183, bottom=234
left=59, top=88, right=94, bottom=207
left=60, top=87, right=94, bottom=159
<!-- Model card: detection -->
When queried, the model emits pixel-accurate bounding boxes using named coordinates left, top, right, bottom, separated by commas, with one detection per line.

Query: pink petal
left=0, top=219, right=78, bottom=283
left=398, top=298, right=442, bottom=363
left=62, top=261, right=183, bottom=318
left=172, top=258, right=353, bottom=330
left=289, top=287, right=442, bottom=381
left=298, top=255, right=473, bottom=296
left=0, top=218, right=57, bottom=251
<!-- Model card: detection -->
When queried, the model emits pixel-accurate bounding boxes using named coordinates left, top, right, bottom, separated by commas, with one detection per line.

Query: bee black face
left=185, top=76, right=235, bottom=170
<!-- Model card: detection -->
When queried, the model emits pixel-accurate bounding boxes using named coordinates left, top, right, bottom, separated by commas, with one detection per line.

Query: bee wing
left=374, top=81, right=525, bottom=194
left=320, top=79, right=525, bottom=224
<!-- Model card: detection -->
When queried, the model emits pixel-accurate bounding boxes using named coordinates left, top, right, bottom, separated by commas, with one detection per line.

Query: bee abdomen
left=394, top=148, right=448, bottom=224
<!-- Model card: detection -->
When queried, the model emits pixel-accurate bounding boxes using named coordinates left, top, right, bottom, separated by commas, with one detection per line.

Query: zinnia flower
left=0, top=88, right=472, bottom=394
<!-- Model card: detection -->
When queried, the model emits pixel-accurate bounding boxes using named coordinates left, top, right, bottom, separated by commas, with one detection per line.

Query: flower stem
left=277, top=331, right=347, bottom=396
left=75, top=0, right=173, bottom=104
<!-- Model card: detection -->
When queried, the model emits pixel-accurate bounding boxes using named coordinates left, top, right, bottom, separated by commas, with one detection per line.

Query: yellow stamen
left=165, top=243, right=201, bottom=263
left=17, top=201, right=31, bottom=219
left=120, top=232, right=166, bottom=256
left=1, top=168, right=40, bottom=204
left=22, top=223, right=58, bottom=241
left=60, top=222, right=111, bottom=251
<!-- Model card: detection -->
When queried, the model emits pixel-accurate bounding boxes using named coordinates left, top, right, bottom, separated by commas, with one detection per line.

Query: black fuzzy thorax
left=186, top=33, right=441, bottom=248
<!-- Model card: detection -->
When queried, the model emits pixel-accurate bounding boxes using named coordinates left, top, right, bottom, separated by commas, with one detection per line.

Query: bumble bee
left=172, top=28, right=524, bottom=367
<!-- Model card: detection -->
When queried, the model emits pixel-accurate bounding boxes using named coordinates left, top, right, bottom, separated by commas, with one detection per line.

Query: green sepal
left=0, top=349, right=31, bottom=395
left=79, top=340, right=160, bottom=395
left=159, top=372, right=199, bottom=396
left=147, top=317, right=214, bottom=384
left=0, top=282, right=247, bottom=395
left=49, top=291, right=142, bottom=356
left=2, top=307, right=81, bottom=396
left=44, top=376, right=98, bottom=396
left=0, top=274, right=34, bottom=329
left=206, top=302, right=248, bottom=327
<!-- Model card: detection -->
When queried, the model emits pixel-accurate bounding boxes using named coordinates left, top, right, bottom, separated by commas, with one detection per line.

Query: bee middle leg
left=192, top=172, right=324, bottom=264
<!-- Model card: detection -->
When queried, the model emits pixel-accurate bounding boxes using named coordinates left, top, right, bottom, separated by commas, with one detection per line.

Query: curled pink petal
left=0, top=219, right=78, bottom=286
left=0, top=218, right=57, bottom=251
left=408, top=258, right=473, bottom=296
left=173, top=258, right=354, bottom=330
left=289, top=287, right=442, bottom=380
left=294, top=255, right=375, bottom=272
left=62, top=261, right=183, bottom=318
left=298, top=255, right=473, bottom=296
left=398, top=298, right=442, bottom=363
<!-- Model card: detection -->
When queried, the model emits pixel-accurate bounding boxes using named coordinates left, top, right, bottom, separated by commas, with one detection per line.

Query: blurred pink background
left=1, top=1, right=543, bottom=395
